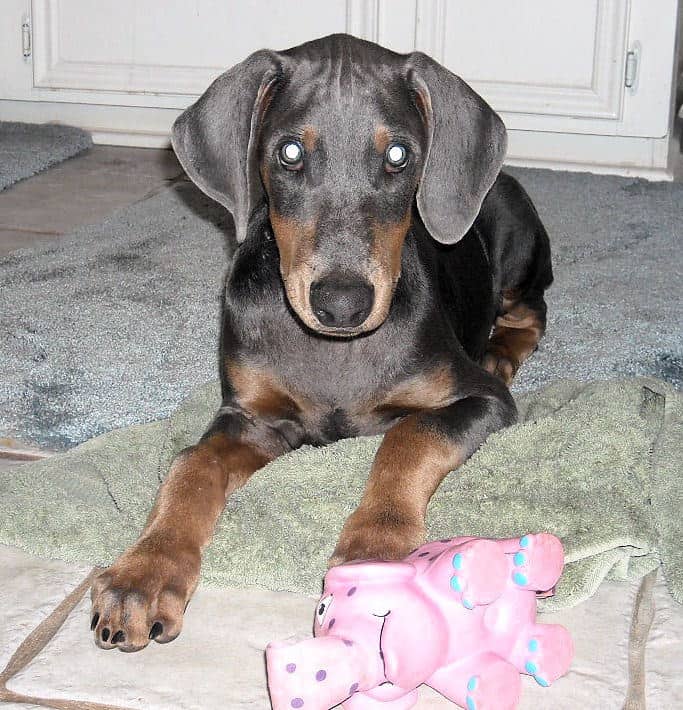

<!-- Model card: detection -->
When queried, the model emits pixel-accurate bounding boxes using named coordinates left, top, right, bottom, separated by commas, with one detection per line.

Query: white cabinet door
left=367, top=0, right=678, bottom=175
left=372, top=0, right=676, bottom=139
left=3, top=0, right=351, bottom=106
left=0, top=0, right=678, bottom=176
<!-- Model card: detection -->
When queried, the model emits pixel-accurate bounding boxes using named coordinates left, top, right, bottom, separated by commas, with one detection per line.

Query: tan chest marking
left=370, top=365, right=455, bottom=414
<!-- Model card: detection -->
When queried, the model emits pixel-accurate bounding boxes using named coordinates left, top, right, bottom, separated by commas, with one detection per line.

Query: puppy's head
left=173, top=35, right=506, bottom=337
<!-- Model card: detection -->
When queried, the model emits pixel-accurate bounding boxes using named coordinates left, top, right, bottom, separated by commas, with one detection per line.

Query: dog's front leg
left=90, top=417, right=277, bottom=651
left=330, top=384, right=517, bottom=565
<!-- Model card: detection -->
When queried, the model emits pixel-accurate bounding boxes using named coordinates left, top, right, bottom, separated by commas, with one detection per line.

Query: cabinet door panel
left=32, top=0, right=348, bottom=96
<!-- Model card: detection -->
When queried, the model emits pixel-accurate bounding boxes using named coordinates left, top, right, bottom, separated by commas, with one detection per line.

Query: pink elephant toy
left=266, top=534, right=573, bottom=710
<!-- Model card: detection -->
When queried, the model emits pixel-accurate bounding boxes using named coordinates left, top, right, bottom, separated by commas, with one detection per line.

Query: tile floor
left=0, top=146, right=182, bottom=256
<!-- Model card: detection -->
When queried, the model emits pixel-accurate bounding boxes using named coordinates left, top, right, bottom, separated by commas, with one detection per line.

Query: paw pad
left=449, top=553, right=473, bottom=609
left=525, top=638, right=550, bottom=687
left=512, top=537, right=530, bottom=587
left=465, top=675, right=478, bottom=710
left=513, top=571, right=528, bottom=586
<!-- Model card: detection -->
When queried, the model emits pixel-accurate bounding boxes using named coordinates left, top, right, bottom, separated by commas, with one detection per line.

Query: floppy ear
left=171, top=50, right=282, bottom=243
left=406, top=52, right=507, bottom=245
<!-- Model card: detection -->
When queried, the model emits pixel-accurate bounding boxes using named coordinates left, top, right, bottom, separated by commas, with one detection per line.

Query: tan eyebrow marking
left=302, top=125, right=318, bottom=153
left=374, top=125, right=391, bottom=154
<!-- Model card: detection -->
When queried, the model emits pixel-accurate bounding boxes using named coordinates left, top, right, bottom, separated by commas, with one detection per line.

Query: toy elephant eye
left=316, top=594, right=333, bottom=626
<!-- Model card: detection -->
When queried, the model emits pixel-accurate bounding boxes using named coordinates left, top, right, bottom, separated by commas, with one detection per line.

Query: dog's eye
left=278, top=141, right=304, bottom=170
left=385, top=143, right=409, bottom=172
left=316, top=594, right=333, bottom=626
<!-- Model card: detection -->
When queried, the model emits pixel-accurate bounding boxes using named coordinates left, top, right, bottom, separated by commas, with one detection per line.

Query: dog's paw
left=329, top=506, right=424, bottom=567
left=90, top=539, right=200, bottom=652
left=481, top=351, right=516, bottom=387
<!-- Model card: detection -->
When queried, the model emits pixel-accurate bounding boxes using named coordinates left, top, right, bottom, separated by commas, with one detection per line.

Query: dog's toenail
left=149, top=621, right=163, bottom=639
left=111, top=630, right=125, bottom=644
left=101, top=628, right=110, bottom=642
left=91, top=613, right=100, bottom=630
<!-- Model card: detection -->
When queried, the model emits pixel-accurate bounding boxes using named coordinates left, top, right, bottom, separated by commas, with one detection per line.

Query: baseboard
left=0, top=440, right=53, bottom=461
left=91, top=130, right=171, bottom=149
left=505, top=157, right=673, bottom=181
left=505, top=129, right=672, bottom=180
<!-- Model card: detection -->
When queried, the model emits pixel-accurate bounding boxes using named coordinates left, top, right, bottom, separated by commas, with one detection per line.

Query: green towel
left=1, top=378, right=680, bottom=610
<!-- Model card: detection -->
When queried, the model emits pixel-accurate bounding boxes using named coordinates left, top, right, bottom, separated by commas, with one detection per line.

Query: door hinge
left=624, top=42, right=640, bottom=93
left=21, top=15, right=31, bottom=58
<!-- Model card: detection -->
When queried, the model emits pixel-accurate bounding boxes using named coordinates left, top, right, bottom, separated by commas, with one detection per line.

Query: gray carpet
left=0, top=168, right=681, bottom=450
left=0, top=121, right=92, bottom=191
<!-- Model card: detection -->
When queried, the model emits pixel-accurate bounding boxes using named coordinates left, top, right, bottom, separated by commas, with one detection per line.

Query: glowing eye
left=385, top=143, right=408, bottom=170
left=316, top=594, right=333, bottom=626
left=279, top=141, right=303, bottom=168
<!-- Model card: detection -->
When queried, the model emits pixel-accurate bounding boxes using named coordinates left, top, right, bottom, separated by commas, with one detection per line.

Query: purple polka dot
left=342, top=639, right=353, bottom=646
left=286, top=663, right=296, bottom=673
left=291, top=699, right=304, bottom=708
left=347, top=586, right=357, bottom=596
left=315, top=669, right=327, bottom=681
left=440, top=539, right=452, bottom=544
left=418, top=551, right=429, bottom=557
left=349, top=683, right=359, bottom=694
left=328, top=618, right=336, bottom=630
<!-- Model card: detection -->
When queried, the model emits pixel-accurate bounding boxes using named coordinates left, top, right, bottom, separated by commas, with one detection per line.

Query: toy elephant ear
left=380, top=595, right=448, bottom=689
left=326, top=560, right=415, bottom=590
left=405, top=52, right=507, bottom=245
left=171, top=50, right=283, bottom=243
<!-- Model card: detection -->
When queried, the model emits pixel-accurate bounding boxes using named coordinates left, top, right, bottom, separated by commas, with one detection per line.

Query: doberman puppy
left=90, top=34, right=552, bottom=652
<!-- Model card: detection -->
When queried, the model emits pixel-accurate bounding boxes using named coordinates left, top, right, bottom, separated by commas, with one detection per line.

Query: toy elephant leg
left=445, top=539, right=509, bottom=609
left=499, top=534, right=565, bottom=593
left=507, top=623, right=574, bottom=688
left=427, top=652, right=521, bottom=710
left=343, top=688, right=418, bottom=710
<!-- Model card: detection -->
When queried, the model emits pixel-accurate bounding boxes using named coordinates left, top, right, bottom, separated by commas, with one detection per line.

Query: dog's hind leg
left=482, top=289, right=547, bottom=386
left=477, top=172, right=553, bottom=386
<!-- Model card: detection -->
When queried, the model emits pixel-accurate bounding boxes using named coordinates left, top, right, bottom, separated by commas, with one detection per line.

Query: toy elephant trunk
left=266, top=635, right=384, bottom=710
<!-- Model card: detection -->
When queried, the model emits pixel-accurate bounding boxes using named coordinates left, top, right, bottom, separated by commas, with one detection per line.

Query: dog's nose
left=310, top=275, right=374, bottom=329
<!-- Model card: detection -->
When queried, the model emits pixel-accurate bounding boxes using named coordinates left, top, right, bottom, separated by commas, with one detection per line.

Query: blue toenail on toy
left=525, top=661, right=537, bottom=675
left=513, top=571, right=528, bottom=586
left=528, top=638, right=539, bottom=652
left=466, top=696, right=476, bottom=710
left=450, top=576, right=463, bottom=592
left=463, top=598, right=474, bottom=610
left=520, top=536, right=530, bottom=548
left=514, top=552, right=526, bottom=566
left=467, top=676, right=478, bottom=692
left=535, top=676, right=549, bottom=687
left=452, top=553, right=463, bottom=570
